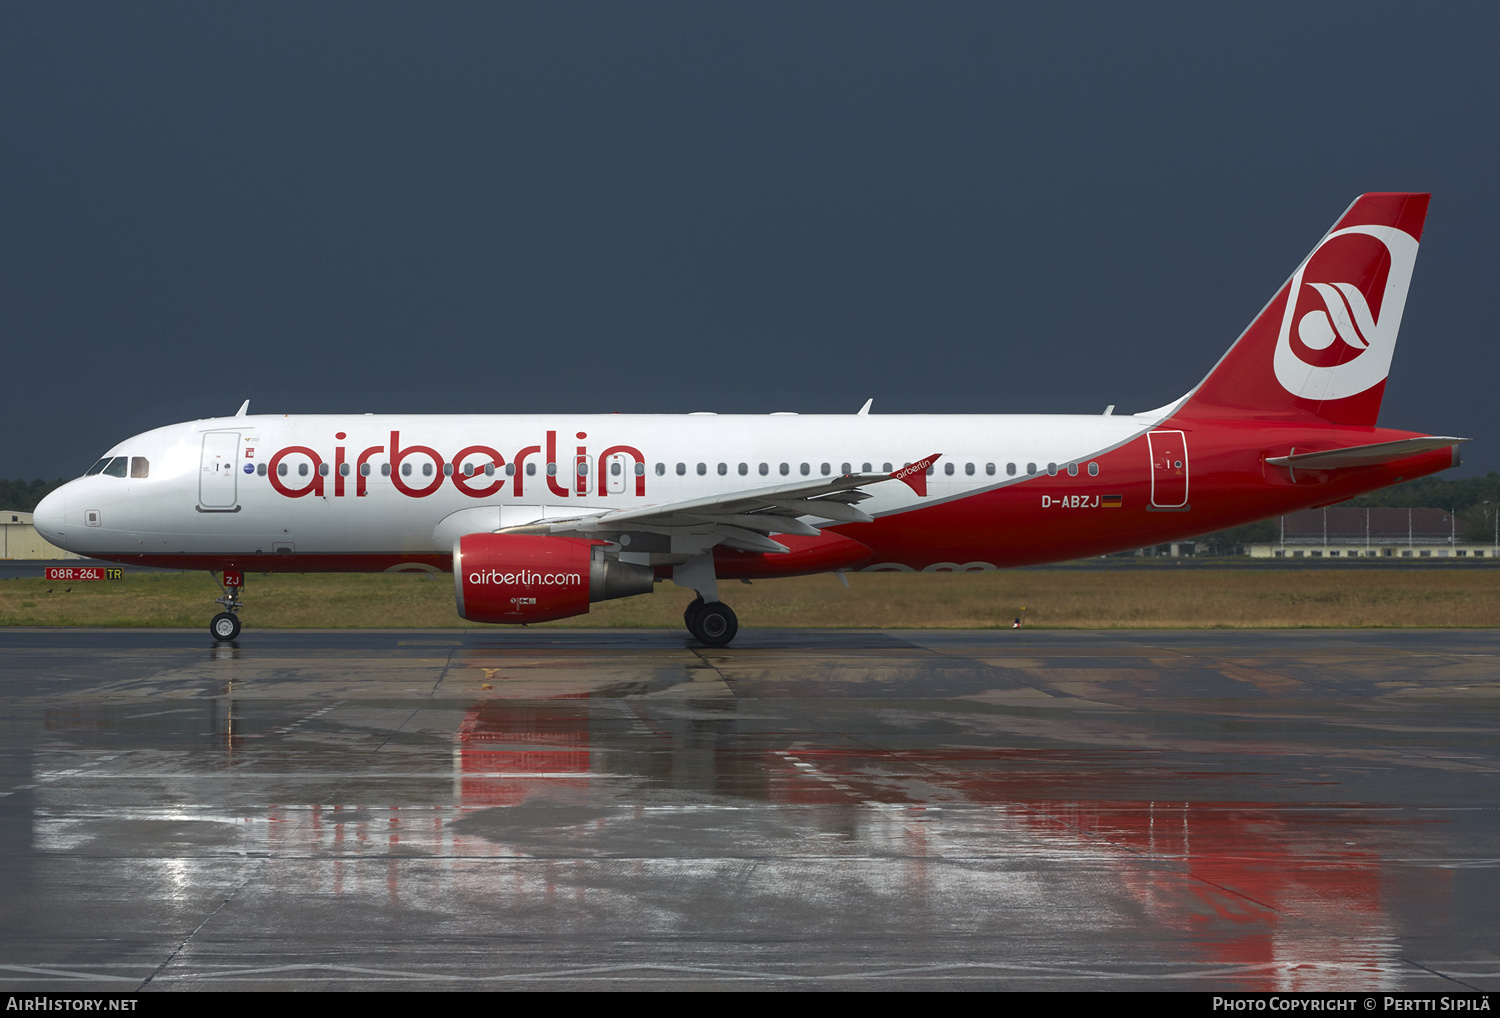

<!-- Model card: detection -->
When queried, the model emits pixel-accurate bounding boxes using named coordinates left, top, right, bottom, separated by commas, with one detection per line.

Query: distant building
left=1, top=511, right=83, bottom=560
left=1248, top=507, right=1496, bottom=560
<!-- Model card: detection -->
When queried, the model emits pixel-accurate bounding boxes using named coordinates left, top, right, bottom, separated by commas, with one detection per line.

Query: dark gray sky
left=5, top=2, right=1497, bottom=479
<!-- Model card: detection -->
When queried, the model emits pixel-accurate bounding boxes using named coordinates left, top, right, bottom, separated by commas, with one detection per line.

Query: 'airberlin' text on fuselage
left=266, top=431, right=647, bottom=500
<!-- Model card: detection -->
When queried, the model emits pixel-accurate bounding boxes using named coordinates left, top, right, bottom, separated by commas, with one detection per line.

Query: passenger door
left=199, top=432, right=241, bottom=510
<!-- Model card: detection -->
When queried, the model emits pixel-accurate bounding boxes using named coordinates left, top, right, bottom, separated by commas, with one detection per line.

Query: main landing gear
left=209, top=569, right=244, bottom=642
left=683, top=596, right=739, bottom=648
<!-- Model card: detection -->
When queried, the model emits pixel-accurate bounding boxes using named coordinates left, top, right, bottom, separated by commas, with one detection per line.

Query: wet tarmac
left=0, top=627, right=1497, bottom=991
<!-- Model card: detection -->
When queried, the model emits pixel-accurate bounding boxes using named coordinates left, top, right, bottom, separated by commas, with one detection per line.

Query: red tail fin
left=1179, top=193, right=1429, bottom=426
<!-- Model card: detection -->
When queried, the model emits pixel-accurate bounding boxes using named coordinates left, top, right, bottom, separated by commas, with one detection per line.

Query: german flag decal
left=1101, top=494, right=1123, bottom=508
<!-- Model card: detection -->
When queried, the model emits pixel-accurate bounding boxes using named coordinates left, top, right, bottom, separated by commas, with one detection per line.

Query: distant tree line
left=0, top=478, right=68, bottom=513
left=1195, top=471, right=1500, bottom=552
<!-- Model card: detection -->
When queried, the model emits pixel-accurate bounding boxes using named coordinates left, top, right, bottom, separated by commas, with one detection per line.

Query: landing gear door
left=199, top=432, right=241, bottom=510
left=1148, top=430, right=1188, bottom=509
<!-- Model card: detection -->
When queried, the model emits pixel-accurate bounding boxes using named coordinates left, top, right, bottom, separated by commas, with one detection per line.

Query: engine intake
left=454, top=534, right=655, bottom=624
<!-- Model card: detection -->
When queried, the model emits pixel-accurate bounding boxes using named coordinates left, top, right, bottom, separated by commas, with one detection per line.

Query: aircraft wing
left=501, top=454, right=941, bottom=554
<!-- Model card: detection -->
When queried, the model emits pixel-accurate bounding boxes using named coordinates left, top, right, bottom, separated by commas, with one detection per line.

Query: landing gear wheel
left=690, top=602, right=738, bottom=648
left=683, top=596, right=705, bottom=632
left=210, top=612, right=241, bottom=642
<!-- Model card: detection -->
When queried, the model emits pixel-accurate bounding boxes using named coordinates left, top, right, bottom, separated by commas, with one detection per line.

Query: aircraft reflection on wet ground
left=1, top=627, right=1497, bottom=991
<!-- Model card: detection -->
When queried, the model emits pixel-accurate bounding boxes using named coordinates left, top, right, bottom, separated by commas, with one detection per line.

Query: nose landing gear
left=210, top=569, right=244, bottom=642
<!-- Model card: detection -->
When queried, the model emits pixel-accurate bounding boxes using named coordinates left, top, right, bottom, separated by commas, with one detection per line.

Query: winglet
left=890, top=454, right=941, bottom=497
left=857, top=398, right=873, bottom=416
left=235, top=400, right=250, bottom=418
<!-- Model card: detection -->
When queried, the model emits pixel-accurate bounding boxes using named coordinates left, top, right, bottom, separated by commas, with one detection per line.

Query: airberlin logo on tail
left=1273, top=224, right=1419, bottom=402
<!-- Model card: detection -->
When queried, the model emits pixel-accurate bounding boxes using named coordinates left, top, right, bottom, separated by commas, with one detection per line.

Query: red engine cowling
left=454, top=534, right=654, bottom=624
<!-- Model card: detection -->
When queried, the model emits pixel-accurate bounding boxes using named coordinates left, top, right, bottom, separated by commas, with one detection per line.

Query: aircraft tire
left=683, top=596, right=705, bottom=633
left=692, top=602, right=738, bottom=648
left=210, top=612, right=241, bottom=642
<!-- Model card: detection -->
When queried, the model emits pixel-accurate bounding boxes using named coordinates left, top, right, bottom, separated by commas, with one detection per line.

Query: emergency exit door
left=199, top=432, right=241, bottom=509
left=1148, top=430, right=1189, bottom=508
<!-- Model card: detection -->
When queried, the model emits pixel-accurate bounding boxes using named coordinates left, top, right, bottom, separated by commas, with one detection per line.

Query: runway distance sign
left=44, top=567, right=122, bottom=581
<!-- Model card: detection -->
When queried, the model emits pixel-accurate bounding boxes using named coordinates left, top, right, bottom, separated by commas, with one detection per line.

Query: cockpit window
left=85, top=458, right=110, bottom=476
left=130, top=457, right=149, bottom=479
left=102, top=457, right=128, bottom=478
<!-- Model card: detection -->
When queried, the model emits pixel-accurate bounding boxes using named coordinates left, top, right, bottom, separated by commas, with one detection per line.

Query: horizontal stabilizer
left=1266, top=436, right=1468, bottom=471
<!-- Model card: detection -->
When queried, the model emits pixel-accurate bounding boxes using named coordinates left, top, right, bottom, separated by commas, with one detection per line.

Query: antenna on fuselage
left=235, top=400, right=249, bottom=418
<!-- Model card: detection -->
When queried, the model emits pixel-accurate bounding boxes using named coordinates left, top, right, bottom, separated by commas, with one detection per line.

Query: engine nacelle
left=454, top=534, right=655, bottom=624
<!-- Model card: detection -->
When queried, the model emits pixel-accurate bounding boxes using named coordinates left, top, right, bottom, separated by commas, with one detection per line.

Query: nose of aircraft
left=32, top=486, right=69, bottom=550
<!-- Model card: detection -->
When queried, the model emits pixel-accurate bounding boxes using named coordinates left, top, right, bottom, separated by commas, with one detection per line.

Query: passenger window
left=103, top=457, right=128, bottom=477
left=944, top=462, right=955, bottom=476
left=257, top=463, right=267, bottom=476
left=780, top=463, right=789, bottom=476
left=717, top=463, right=727, bottom=476
left=130, top=457, right=149, bottom=478
left=1026, top=463, right=1036, bottom=475
left=966, top=463, right=975, bottom=476
left=1067, top=462, right=1078, bottom=477
left=655, top=463, right=665, bottom=476
left=576, top=460, right=588, bottom=476
left=443, top=463, right=454, bottom=476
left=820, top=463, right=831, bottom=476
left=986, top=463, right=995, bottom=476
left=360, top=463, right=371, bottom=476
left=676, top=463, right=686, bottom=476
left=611, top=462, right=621, bottom=476
left=422, top=463, right=434, bottom=477
left=738, top=463, right=748, bottom=476
left=545, top=463, right=556, bottom=476
left=800, top=463, right=810, bottom=476
left=1088, top=462, right=1099, bottom=476
left=635, top=462, right=645, bottom=476
left=484, top=464, right=495, bottom=476
left=526, top=463, right=536, bottom=476
left=319, top=463, right=331, bottom=477
left=882, top=462, right=892, bottom=472
left=381, top=463, right=392, bottom=476
left=506, top=463, right=516, bottom=476
left=759, top=463, right=769, bottom=476
left=1007, top=463, right=1017, bottom=476
left=401, top=463, right=412, bottom=477
left=85, top=458, right=110, bottom=476
left=300, top=463, right=310, bottom=477
left=1047, top=463, right=1057, bottom=476
left=278, top=463, right=288, bottom=477
left=340, top=463, right=351, bottom=477
left=925, top=465, right=934, bottom=476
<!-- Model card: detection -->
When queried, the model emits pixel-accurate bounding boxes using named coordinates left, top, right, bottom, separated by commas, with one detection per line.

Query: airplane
left=32, top=192, right=1465, bottom=646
